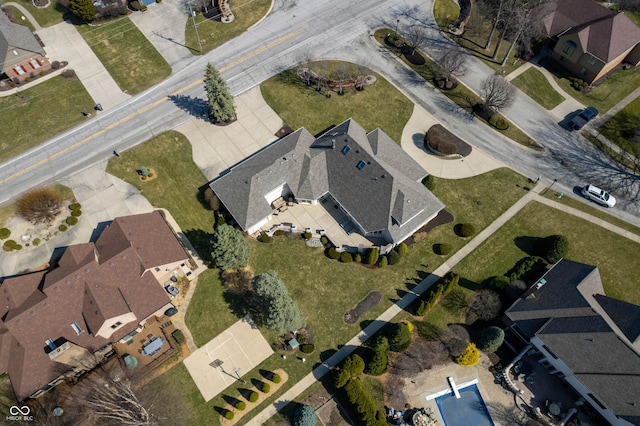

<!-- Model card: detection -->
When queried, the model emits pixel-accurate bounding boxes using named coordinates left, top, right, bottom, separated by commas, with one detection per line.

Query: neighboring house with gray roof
left=0, top=10, right=50, bottom=82
left=0, top=211, right=190, bottom=401
left=504, top=259, right=640, bottom=425
left=543, top=0, right=640, bottom=84
left=210, top=119, right=444, bottom=248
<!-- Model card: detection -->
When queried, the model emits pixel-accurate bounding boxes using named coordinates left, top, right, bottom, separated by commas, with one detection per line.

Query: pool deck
left=399, top=354, right=514, bottom=426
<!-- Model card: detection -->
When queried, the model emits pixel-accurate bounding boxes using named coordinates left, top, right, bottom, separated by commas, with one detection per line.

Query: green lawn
left=541, top=57, right=640, bottom=113
left=105, top=131, right=213, bottom=233
left=185, top=0, right=271, bottom=55
left=0, top=76, right=93, bottom=163
left=0, top=0, right=66, bottom=27
left=260, top=63, right=413, bottom=143
left=372, top=29, right=542, bottom=151
left=433, top=0, right=526, bottom=75
left=78, top=18, right=171, bottom=94
left=598, top=96, right=640, bottom=155
left=511, top=68, right=565, bottom=110
left=453, top=200, right=640, bottom=305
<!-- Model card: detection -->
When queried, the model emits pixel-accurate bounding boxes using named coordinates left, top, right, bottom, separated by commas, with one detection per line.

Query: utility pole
left=190, top=5, right=203, bottom=52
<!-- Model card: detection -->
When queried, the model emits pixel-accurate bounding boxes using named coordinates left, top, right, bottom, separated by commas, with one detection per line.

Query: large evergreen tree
left=203, top=63, right=237, bottom=124
left=69, top=0, right=97, bottom=21
left=209, top=224, right=250, bottom=270
left=252, top=271, right=304, bottom=335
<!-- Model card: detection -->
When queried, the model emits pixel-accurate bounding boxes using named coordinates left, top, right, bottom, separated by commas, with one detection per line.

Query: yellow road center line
left=1, top=30, right=304, bottom=185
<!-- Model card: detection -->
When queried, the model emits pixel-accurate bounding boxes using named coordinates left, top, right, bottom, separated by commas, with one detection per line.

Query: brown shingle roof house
left=0, top=10, right=50, bottom=83
left=0, top=211, right=189, bottom=401
left=543, top=0, right=640, bottom=83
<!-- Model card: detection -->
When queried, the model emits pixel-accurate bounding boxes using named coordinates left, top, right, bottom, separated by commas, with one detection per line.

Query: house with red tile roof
left=543, top=0, right=640, bottom=83
left=0, top=211, right=189, bottom=401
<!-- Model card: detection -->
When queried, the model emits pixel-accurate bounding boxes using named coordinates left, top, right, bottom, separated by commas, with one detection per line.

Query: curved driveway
left=0, top=0, right=638, bottom=226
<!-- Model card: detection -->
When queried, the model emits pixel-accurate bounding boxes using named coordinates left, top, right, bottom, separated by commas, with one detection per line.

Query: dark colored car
left=570, top=106, right=598, bottom=130
left=165, top=307, right=178, bottom=317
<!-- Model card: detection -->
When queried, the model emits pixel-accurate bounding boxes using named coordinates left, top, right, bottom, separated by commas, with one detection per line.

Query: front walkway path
left=37, top=21, right=130, bottom=110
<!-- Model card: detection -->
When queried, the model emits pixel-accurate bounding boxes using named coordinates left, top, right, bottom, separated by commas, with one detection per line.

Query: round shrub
left=172, top=330, right=185, bottom=345
left=235, top=401, right=246, bottom=410
left=69, top=203, right=81, bottom=210
left=455, top=343, right=480, bottom=366
left=258, top=232, right=272, bottom=243
left=32, top=238, right=41, bottom=246
left=470, top=289, right=503, bottom=321
left=538, top=234, right=569, bottom=264
left=274, top=229, right=285, bottom=236
left=71, top=209, right=82, bottom=217
left=339, top=252, right=353, bottom=263
left=489, top=115, right=509, bottom=130
left=395, top=242, right=408, bottom=256
left=66, top=216, right=78, bottom=226
left=224, top=410, right=234, bottom=420
left=0, top=228, right=10, bottom=239
left=303, top=232, right=312, bottom=240
left=387, top=250, right=400, bottom=265
left=248, top=391, right=258, bottom=403
left=261, top=382, right=270, bottom=393
left=388, top=322, right=411, bottom=352
left=425, top=125, right=459, bottom=155
left=365, top=348, right=388, bottom=376
left=422, top=175, right=436, bottom=191
left=477, top=326, right=505, bottom=353
left=378, top=255, right=388, bottom=268
left=300, top=343, right=315, bottom=354
left=59, top=224, right=68, bottom=232
left=434, top=243, right=452, bottom=256
left=271, top=373, right=282, bottom=383
left=459, top=223, right=475, bottom=238
left=3, top=240, right=22, bottom=252
left=320, top=236, right=328, bottom=245
left=489, top=275, right=510, bottom=290
left=354, top=253, right=362, bottom=263
left=327, top=247, right=340, bottom=260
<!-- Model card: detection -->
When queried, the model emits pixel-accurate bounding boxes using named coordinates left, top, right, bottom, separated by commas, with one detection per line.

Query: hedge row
left=343, top=379, right=387, bottom=426
left=415, top=272, right=459, bottom=316
left=327, top=243, right=409, bottom=268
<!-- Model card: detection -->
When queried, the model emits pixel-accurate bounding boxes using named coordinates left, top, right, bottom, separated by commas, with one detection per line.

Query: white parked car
left=581, top=185, right=616, bottom=207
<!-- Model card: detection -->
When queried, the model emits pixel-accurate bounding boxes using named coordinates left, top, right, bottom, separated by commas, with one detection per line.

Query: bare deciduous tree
left=73, top=362, right=155, bottom=426
left=405, top=26, right=429, bottom=55
left=480, top=74, right=516, bottom=112
left=500, top=0, right=553, bottom=65
left=334, top=62, right=351, bottom=94
left=435, top=49, right=467, bottom=82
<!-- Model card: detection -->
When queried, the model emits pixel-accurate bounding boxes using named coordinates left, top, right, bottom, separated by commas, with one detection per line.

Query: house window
left=111, top=321, right=122, bottom=329
left=562, top=41, right=576, bottom=56
left=587, top=55, right=597, bottom=65
left=71, top=322, right=84, bottom=335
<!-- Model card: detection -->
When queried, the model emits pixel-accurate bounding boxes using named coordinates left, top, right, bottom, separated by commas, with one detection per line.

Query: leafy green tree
left=334, top=354, right=365, bottom=388
left=476, top=326, right=505, bottom=353
left=209, top=224, right=250, bottom=270
left=388, top=322, right=411, bottom=352
left=293, top=404, right=317, bottom=426
left=539, top=234, right=569, bottom=264
left=69, top=0, right=97, bottom=21
left=204, top=63, right=237, bottom=123
left=252, top=271, right=304, bottom=335
left=365, top=337, right=389, bottom=376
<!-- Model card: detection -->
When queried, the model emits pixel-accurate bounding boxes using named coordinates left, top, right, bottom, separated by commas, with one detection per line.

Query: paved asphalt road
left=1, top=0, right=638, bottom=226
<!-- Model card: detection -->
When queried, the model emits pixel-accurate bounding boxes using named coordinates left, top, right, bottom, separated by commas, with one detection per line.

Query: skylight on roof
left=342, top=145, right=351, bottom=155
left=356, top=160, right=366, bottom=170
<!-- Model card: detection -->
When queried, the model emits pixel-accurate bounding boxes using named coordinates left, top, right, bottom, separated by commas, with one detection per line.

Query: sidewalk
left=36, top=21, right=131, bottom=110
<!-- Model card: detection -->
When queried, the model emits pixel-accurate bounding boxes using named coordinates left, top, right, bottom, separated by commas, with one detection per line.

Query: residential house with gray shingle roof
left=210, top=119, right=444, bottom=248
left=504, top=259, right=640, bottom=425
left=0, top=10, right=50, bottom=83
left=0, top=211, right=189, bottom=401
left=543, top=0, right=640, bottom=83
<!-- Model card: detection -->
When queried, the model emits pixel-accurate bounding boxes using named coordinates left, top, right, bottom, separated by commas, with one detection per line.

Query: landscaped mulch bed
left=403, top=210, right=454, bottom=246
left=344, top=291, right=382, bottom=324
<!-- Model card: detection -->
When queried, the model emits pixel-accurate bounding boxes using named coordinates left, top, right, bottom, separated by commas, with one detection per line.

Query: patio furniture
left=142, top=337, right=165, bottom=356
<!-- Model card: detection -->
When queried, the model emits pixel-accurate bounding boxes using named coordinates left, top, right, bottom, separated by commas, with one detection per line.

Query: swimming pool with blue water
left=435, top=384, right=495, bottom=426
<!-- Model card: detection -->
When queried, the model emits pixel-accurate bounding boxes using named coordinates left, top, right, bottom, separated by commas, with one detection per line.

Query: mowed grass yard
left=598, top=96, right=640, bottom=154
left=453, top=201, right=640, bottom=305
left=260, top=65, right=413, bottom=143
left=0, top=76, right=93, bottom=163
left=185, top=0, right=271, bottom=55
left=512, top=68, right=565, bottom=110
left=0, top=0, right=65, bottom=27
left=78, top=18, right=171, bottom=94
